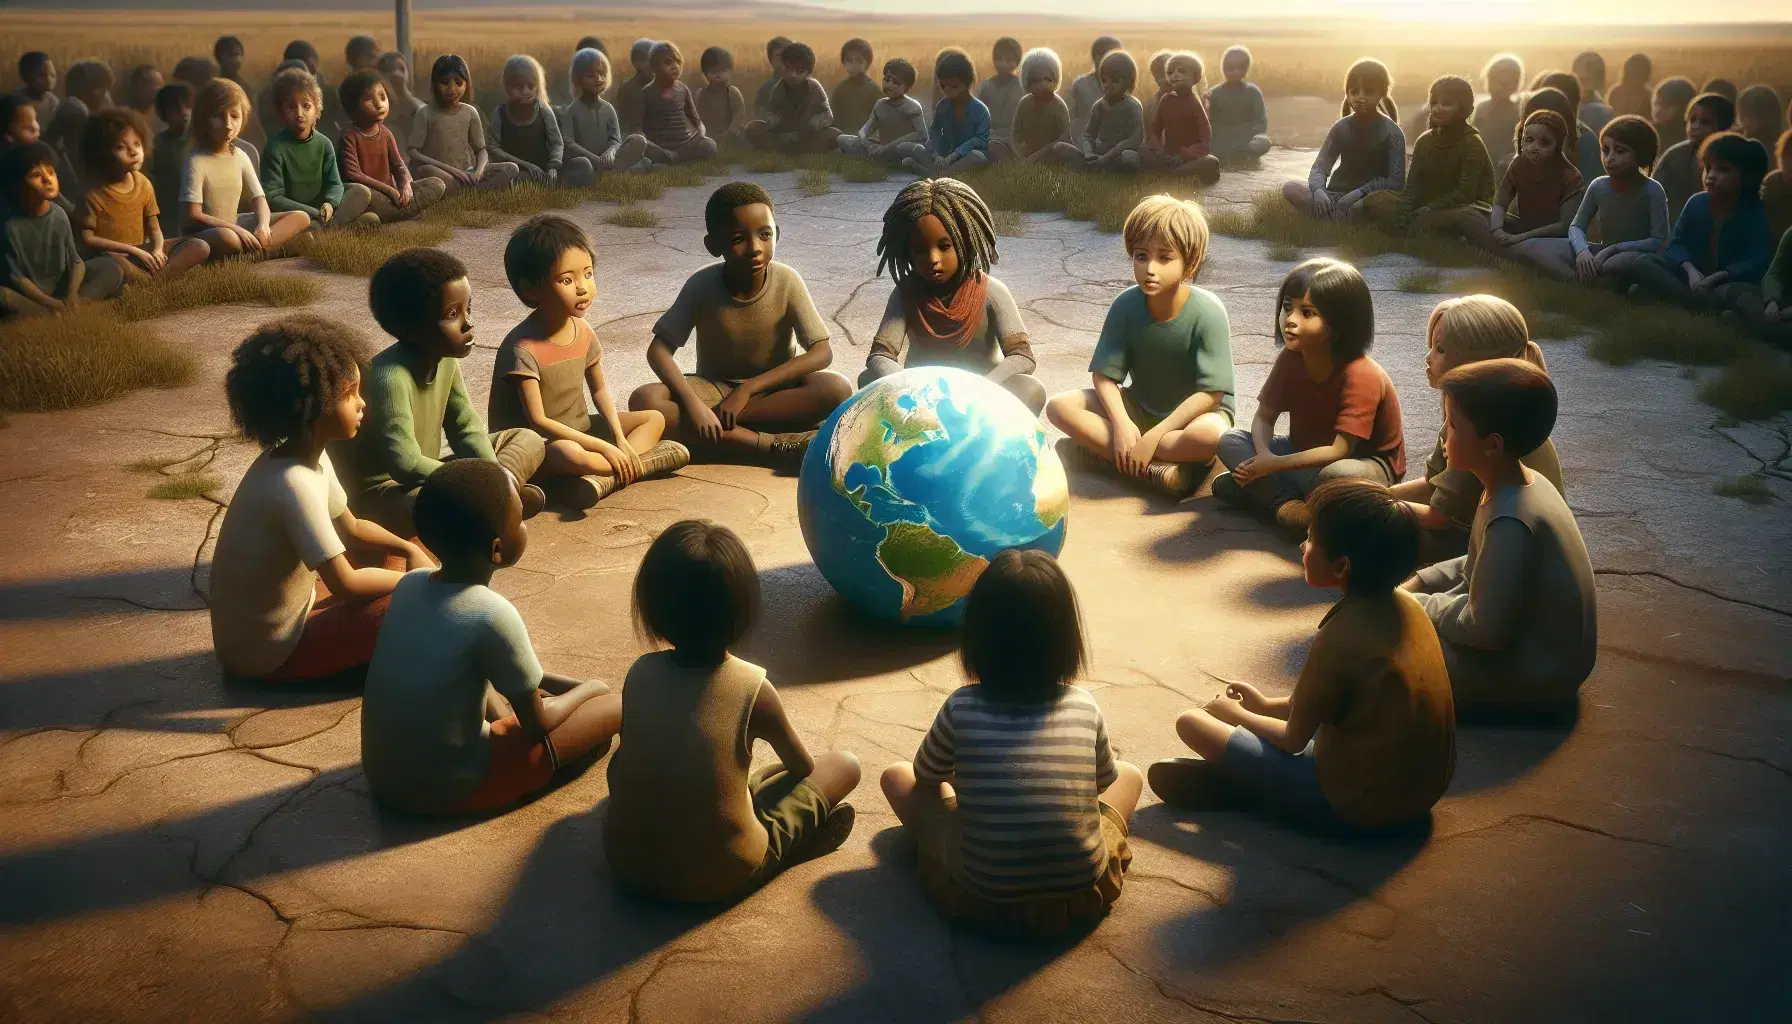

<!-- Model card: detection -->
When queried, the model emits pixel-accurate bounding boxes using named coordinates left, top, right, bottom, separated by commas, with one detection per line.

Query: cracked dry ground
left=3, top=151, right=1789, bottom=1022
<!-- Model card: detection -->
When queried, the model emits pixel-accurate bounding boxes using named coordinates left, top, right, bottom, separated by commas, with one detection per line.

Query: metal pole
left=395, top=0, right=412, bottom=70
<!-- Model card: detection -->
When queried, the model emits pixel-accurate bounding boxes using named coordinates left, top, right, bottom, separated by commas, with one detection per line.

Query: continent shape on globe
left=798, top=368, right=1068, bottom=626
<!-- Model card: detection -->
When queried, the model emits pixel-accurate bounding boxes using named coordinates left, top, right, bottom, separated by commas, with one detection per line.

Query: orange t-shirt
left=1260, top=348, right=1406, bottom=478
left=83, top=171, right=160, bottom=247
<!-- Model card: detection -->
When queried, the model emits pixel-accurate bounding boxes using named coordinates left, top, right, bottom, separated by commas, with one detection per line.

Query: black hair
left=1701, top=78, right=1738, bottom=103
left=124, top=64, right=162, bottom=104
left=701, top=46, right=734, bottom=74
left=225, top=315, right=370, bottom=449
left=0, top=95, right=27, bottom=136
left=368, top=247, right=468, bottom=340
left=1621, top=53, right=1651, bottom=80
left=1519, top=87, right=1577, bottom=155
left=841, top=38, right=873, bottom=65
left=633, top=519, right=760, bottom=666
left=1440, top=358, right=1557, bottom=459
left=993, top=37, right=1023, bottom=63
left=78, top=108, right=146, bottom=183
left=780, top=42, right=817, bottom=74
left=430, top=54, right=473, bottom=104
left=704, top=180, right=774, bottom=240
left=1699, top=131, right=1770, bottom=198
left=765, top=36, right=792, bottom=60
left=155, top=82, right=195, bottom=120
left=0, top=142, right=58, bottom=204
left=504, top=213, right=594, bottom=306
left=338, top=69, right=386, bottom=117
left=271, top=67, right=322, bottom=109
left=1539, top=71, right=1582, bottom=112
left=346, top=35, right=380, bottom=63
left=1090, top=36, right=1122, bottom=62
left=961, top=549, right=1087, bottom=702
left=415, top=459, right=514, bottom=561
left=576, top=36, right=607, bottom=55
left=283, top=40, right=320, bottom=65
left=934, top=48, right=975, bottom=86
left=213, top=35, right=245, bottom=61
left=1688, top=91, right=1737, bottom=131
left=1428, top=75, right=1476, bottom=122
left=65, top=60, right=113, bottom=102
left=1275, top=257, right=1375, bottom=364
left=883, top=57, right=917, bottom=89
left=1600, top=113, right=1660, bottom=171
left=172, top=55, right=219, bottom=90
left=1306, top=480, right=1420, bottom=595
left=876, top=177, right=997, bottom=289
left=18, top=52, right=50, bottom=78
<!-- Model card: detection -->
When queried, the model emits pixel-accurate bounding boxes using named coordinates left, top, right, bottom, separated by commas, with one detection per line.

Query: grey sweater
left=865, top=275, right=1034, bottom=380
left=1568, top=175, right=1670, bottom=256
left=1083, top=95, right=1144, bottom=157
left=1308, top=114, right=1406, bottom=197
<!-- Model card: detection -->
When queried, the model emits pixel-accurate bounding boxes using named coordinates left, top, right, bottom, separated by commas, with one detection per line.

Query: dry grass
left=1700, top=346, right=1792, bottom=422
left=1711, top=474, right=1775, bottom=505
left=147, top=471, right=221, bottom=500
left=842, top=162, right=891, bottom=184
left=1397, top=270, right=1449, bottom=293
left=307, top=220, right=456, bottom=276
left=992, top=210, right=1029, bottom=237
left=797, top=168, right=833, bottom=197
left=111, top=258, right=319, bottom=321
left=604, top=206, right=661, bottom=228
left=1266, top=241, right=1303, bottom=262
left=0, top=303, right=195, bottom=413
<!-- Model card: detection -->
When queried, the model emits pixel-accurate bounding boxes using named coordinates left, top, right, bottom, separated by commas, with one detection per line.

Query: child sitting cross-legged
left=695, top=47, right=746, bottom=145
left=361, top=458, right=622, bottom=815
left=1066, top=36, right=1122, bottom=140
left=1282, top=59, right=1403, bottom=222
left=1656, top=92, right=1734, bottom=227
left=489, top=214, right=689, bottom=509
left=1363, top=75, right=1494, bottom=239
left=882, top=548, right=1141, bottom=937
left=629, top=182, right=851, bottom=466
left=1468, top=109, right=1586, bottom=269
left=1624, top=131, right=1775, bottom=313
left=1151, top=479, right=1454, bottom=831
left=408, top=54, right=519, bottom=193
left=1405, top=359, right=1596, bottom=719
left=1142, top=51, right=1220, bottom=184
left=835, top=58, right=927, bottom=167
left=989, top=48, right=1075, bottom=165
left=149, top=82, right=193, bottom=237
left=743, top=42, right=838, bottom=156
left=182, top=78, right=311, bottom=261
left=490, top=55, right=593, bottom=186
left=606, top=520, right=860, bottom=902
left=614, top=39, right=657, bottom=139
left=263, top=67, right=374, bottom=229
left=333, top=248, right=549, bottom=536
left=1047, top=195, right=1234, bottom=501
left=624, top=42, right=718, bottom=168
left=77, top=109, right=210, bottom=283
left=831, top=38, right=883, bottom=151
left=1077, top=49, right=1144, bottom=172
left=1389, top=296, right=1565, bottom=566
left=1, top=143, right=123, bottom=317
left=1208, top=45, right=1272, bottom=169
left=1214, top=258, right=1405, bottom=539
left=977, top=37, right=1025, bottom=147
left=901, top=49, right=991, bottom=176
left=563, top=48, right=646, bottom=174
left=210, top=316, right=434, bottom=684
left=337, top=69, right=447, bottom=224
left=1522, top=115, right=1668, bottom=282
left=861, top=178, right=1044, bottom=412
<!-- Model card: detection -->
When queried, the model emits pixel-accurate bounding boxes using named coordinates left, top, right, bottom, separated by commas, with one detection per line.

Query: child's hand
left=44, top=295, right=67, bottom=314
left=547, top=168, right=559, bottom=186
left=455, top=167, right=476, bottom=186
left=402, top=541, right=437, bottom=571
left=396, top=182, right=412, bottom=206
left=1224, top=681, right=1271, bottom=715
left=714, top=387, right=751, bottom=431
left=1201, top=692, right=1243, bottom=724
left=1574, top=249, right=1600, bottom=282
left=236, top=224, right=262, bottom=252
left=1110, top=418, right=1144, bottom=475
left=253, top=222, right=273, bottom=248
left=1491, top=228, right=1514, bottom=246
left=1178, top=144, right=1200, bottom=160
left=1125, top=431, right=1162, bottom=477
left=1309, top=190, right=1333, bottom=219
left=129, top=246, right=160, bottom=271
left=600, top=438, right=643, bottom=485
left=1766, top=301, right=1784, bottom=322
left=1686, top=266, right=1708, bottom=291
left=1232, top=452, right=1277, bottom=485
left=690, top=402, right=725, bottom=444
left=318, top=202, right=335, bottom=224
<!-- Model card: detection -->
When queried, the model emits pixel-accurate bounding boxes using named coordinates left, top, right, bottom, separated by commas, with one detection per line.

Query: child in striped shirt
left=882, top=549, right=1142, bottom=938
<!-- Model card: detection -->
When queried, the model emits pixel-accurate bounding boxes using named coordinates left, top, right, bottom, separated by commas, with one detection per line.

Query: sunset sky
left=813, top=0, right=1789, bottom=22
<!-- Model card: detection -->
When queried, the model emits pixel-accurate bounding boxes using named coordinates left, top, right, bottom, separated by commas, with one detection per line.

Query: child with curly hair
left=861, top=178, right=1044, bottom=412
left=210, top=315, right=433, bottom=683
left=77, top=108, right=210, bottom=282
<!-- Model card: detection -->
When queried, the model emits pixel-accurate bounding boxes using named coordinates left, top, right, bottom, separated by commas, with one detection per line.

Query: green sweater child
left=1395, top=119, right=1495, bottom=234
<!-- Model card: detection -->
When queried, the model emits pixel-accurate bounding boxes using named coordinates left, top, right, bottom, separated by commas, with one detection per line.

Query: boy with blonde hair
left=1046, top=195, right=1235, bottom=500
left=263, top=67, right=374, bottom=228
left=1208, top=45, right=1272, bottom=168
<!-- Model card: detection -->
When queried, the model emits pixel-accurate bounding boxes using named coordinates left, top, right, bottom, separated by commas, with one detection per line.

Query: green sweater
left=261, top=128, right=346, bottom=218
left=1764, top=227, right=1792, bottom=306
left=1398, top=120, right=1495, bottom=233
left=336, top=344, right=496, bottom=496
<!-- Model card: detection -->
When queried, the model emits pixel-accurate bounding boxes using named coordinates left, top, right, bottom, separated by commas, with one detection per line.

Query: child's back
left=605, top=651, right=770, bottom=901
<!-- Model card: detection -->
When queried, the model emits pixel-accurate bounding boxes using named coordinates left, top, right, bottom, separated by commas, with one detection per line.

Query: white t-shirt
left=360, top=571, right=544, bottom=813
left=181, top=146, right=263, bottom=221
left=209, top=450, right=347, bottom=677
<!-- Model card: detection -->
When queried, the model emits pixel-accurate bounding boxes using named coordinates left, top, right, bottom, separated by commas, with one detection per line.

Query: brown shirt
left=652, top=260, right=830, bottom=384
left=1497, top=155, right=1584, bottom=233
left=605, top=652, right=769, bottom=902
left=1150, top=90, right=1212, bottom=157
left=83, top=171, right=158, bottom=246
left=1260, top=349, right=1406, bottom=478
left=1290, top=592, right=1456, bottom=828
left=830, top=74, right=883, bottom=144
left=489, top=318, right=602, bottom=434
left=697, top=83, right=745, bottom=139
left=1011, top=93, right=1072, bottom=155
left=338, top=122, right=411, bottom=190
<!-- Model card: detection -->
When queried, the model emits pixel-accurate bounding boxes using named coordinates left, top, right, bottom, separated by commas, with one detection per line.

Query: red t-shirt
left=1260, top=348, right=1405, bottom=478
left=1153, top=91, right=1212, bottom=157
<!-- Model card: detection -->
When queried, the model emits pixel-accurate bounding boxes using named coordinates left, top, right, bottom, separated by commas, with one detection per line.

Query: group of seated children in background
left=202, top=170, right=1600, bottom=940
left=1281, top=54, right=1791, bottom=332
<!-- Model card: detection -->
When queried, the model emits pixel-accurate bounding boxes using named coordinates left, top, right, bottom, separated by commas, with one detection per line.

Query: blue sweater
left=1662, top=191, right=1776, bottom=284
left=930, top=96, right=991, bottom=160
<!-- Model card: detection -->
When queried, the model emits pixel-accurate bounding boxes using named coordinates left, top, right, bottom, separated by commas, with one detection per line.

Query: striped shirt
left=913, top=684, right=1116, bottom=898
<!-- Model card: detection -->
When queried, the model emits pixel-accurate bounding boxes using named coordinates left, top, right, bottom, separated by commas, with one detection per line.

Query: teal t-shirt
left=1087, top=284, right=1236, bottom=419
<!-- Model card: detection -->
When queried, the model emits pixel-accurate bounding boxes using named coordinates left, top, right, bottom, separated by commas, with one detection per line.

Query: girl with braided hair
left=209, top=315, right=435, bottom=684
left=861, top=177, right=1045, bottom=412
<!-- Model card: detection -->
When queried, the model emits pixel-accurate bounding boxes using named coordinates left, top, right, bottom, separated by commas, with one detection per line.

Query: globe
left=798, top=367, right=1069, bottom=627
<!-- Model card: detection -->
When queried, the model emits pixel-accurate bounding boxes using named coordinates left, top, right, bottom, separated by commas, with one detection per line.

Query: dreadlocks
left=875, top=177, right=999, bottom=289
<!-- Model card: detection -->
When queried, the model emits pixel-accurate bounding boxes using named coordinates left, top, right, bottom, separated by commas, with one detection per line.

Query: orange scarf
left=905, top=271, right=988, bottom=348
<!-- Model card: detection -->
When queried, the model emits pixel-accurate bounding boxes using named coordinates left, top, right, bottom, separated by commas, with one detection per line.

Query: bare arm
left=747, top=682, right=816, bottom=782
left=336, top=507, right=434, bottom=567
left=586, top=361, right=630, bottom=450
left=9, top=271, right=62, bottom=309
left=1267, top=432, right=1355, bottom=474
left=1145, top=389, right=1222, bottom=437
left=515, top=375, right=609, bottom=451
left=647, top=336, right=709, bottom=414
left=738, top=338, right=835, bottom=399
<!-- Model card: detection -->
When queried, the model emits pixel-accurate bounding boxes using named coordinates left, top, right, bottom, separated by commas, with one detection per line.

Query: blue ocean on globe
left=797, top=367, right=1069, bottom=626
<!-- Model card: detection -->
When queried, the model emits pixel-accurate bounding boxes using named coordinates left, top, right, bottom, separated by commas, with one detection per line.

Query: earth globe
left=797, top=367, right=1069, bottom=627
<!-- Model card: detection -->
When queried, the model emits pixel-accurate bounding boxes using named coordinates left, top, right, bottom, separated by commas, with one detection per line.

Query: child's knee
left=811, top=370, right=854, bottom=404
left=1043, top=390, right=1084, bottom=429
left=1281, top=180, right=1306, bottom=206
left=628, top=382, right=669, bottom=413
left=1215, top=427, right=1254, bottom=467
left=879, top=760, right=914, bottom=798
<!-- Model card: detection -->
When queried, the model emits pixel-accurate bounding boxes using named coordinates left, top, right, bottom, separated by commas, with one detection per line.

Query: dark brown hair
left=961, top=549, right=1087, bottom=702
left=1440, top=358, right=1558, bottom=459
left=225, top=315, right=369, bottom=449
left=1307, top=480, right=1420, bottom=595
left=634, top=520, right=761, bottom=666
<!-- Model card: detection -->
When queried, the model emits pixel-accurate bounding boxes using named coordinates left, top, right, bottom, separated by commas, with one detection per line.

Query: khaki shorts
left=741, top=763, right=833, bottom=891
left=682, top=374, right=801, bottom=407
left=353, top=427, right=546, bottom=537
left=910, top=791, right=1132, bottom=938
left=1120, top=387, right=1234, bottom=434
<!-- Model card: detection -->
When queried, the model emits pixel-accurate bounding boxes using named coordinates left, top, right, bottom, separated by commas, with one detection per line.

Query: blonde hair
left=501, top=54, right=547, bottom=96
left=191, top=77, right=250, bottom=151
left=1019, top=47, right=1061, bottom=88
left=1427, top=295, right=1547, bottom=372
left=1122, top=194, right=1209, bottom=270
